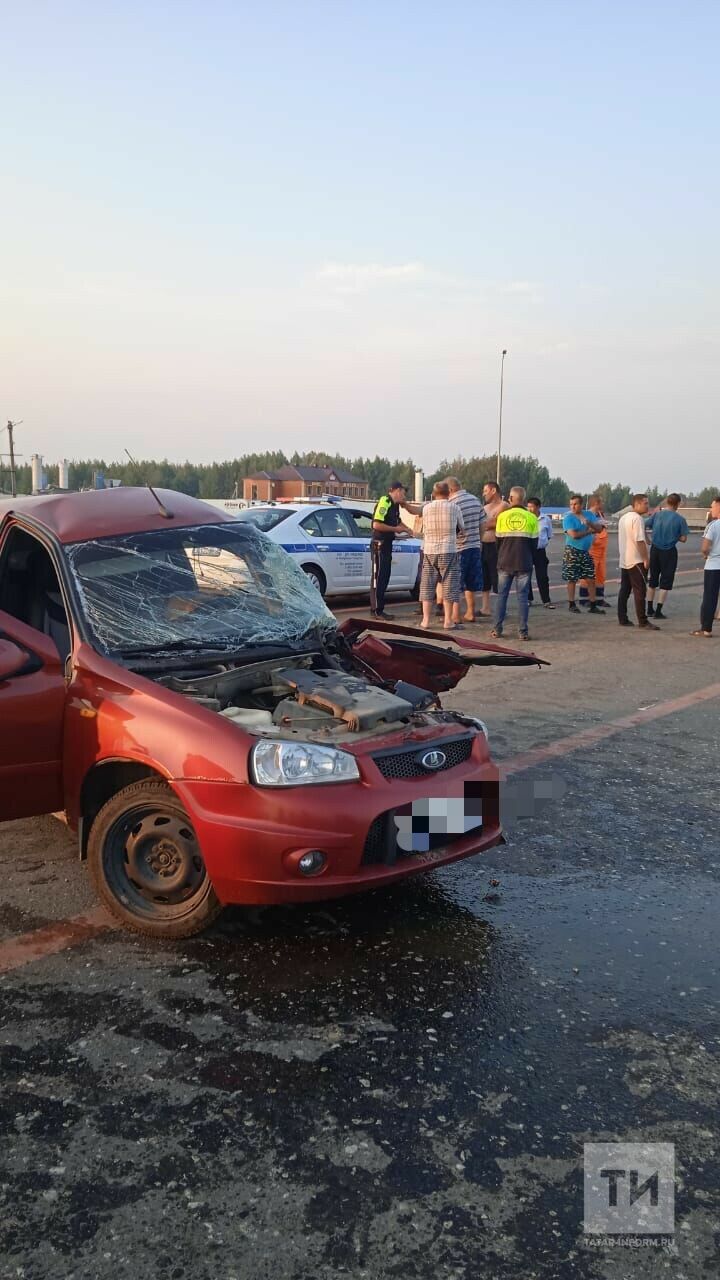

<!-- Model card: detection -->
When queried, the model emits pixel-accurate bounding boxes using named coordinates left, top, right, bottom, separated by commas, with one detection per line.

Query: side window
left=300, top=512, right=322, bottom=538
left=301, top=510, right=355, bottom=538
left=0, top=527, right=71, bottom=661
left=314, top=509, right=355, bottom=538
left=348, top=509, right=373, bottom=537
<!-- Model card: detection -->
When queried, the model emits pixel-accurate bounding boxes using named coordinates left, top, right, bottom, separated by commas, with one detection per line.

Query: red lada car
left=0, top=488, right=542, bottom=938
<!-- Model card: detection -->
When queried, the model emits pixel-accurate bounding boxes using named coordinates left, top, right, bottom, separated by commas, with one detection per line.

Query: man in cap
left=369, top=480, right=407, bottom=619
left=491, top=486, right=539, bottom=641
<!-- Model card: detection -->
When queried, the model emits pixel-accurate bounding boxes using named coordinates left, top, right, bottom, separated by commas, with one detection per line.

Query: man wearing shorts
left=480, top=481, right=509, bottom=617
left=645, top=493, right=688, bottom=619
left=562, top=495, right=604, bottom=614
left=417, top=481, right=464, bottom=630
left=448, top=476, right=485, bottom=623
left=579, top=494, right=610, bottom=608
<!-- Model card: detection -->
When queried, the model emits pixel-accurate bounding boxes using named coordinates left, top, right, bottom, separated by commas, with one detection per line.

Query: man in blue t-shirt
left=645, top=493, right=689, bottom=619
left=561, top=496, right=605, bottom=614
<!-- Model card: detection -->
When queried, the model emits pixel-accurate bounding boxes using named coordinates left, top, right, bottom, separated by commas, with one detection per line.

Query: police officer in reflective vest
left=370, top=481, right=407, bottom=618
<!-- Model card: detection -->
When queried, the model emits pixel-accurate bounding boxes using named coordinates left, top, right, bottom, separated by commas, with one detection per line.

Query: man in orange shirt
left=579, top=494, right=610, bottom=608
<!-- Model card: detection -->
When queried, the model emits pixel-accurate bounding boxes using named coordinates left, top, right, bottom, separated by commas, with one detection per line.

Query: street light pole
left=496, top=349, right=507, bottom=487
left=7, top=421, right=17, bottom=497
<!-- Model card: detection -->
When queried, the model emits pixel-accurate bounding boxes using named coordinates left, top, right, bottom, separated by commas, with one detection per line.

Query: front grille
left=372, top=735, right=473, bottom=781
left=361, top=810, right=472, bottom=867
left=362, top=815, right=390, bottom=865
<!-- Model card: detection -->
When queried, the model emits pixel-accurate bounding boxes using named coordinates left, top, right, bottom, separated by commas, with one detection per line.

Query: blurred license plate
left=394, top=796, right=483, bottom=854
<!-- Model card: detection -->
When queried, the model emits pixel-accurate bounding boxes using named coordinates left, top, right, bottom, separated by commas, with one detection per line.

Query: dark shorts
left=459, top=546, right=483, bottom=592
left=562, top=545, right=595, bottom=582
left=481, top=541, right=499, bottom=593
left=649, top=545, right=678, bottom=590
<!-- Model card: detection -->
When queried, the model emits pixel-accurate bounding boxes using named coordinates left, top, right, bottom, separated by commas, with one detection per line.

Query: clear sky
left=1, top=1, right=718, bottom=491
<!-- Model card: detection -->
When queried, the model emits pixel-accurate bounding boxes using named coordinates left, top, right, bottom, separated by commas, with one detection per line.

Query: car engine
left=154, top=655, right=467, bottom=741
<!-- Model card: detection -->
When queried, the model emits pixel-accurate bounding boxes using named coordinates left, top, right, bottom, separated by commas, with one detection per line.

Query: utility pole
left=7, top=421, right=17, bottom=497
left=496, top=350, right=507, bottom=487
left=2, top=420, right=22, bottom=497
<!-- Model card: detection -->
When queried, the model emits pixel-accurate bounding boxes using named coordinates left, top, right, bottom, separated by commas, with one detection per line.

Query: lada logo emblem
left=419, top=749, right=447, bottom=772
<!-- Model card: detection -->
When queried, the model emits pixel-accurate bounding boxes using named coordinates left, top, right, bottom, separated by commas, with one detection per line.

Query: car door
left=299, top=508, right=363, bottom=594
left=345, top=508, right=374, bottom=590
left=0, top=525, right=68, bottom=820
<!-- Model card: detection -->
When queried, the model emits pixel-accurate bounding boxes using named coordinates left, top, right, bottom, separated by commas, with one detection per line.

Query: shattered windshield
left=64, top=522, right=337, bottom=657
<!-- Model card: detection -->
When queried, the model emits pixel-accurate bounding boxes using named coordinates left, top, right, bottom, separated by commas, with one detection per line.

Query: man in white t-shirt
left=617, top=494, right=659, bottom=630
left=692, top=495, right=720, bottom=637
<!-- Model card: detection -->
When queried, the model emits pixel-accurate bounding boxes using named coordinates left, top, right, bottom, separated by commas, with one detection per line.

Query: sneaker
left=646, top=603, right=655, bottom=617
left=518, top=631, right=530, bottom=641
left=618, top=618, right=634, bottom=627
left=372, top=610, right=394, bottom=620
left=568, top=602, right=581, bottom=614
left=543, top=601, right=556, bottom=610
left=588, top=604, right=604, bottom=614
left=597, top=599, right=611, bottom=609
left=639, top=621, right=660, bottom=631
left=654, top=606, right=665, bottom=619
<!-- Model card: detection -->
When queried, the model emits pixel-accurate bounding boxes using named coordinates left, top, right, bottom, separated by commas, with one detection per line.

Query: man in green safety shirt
left=370, top=481, right=408, bottom=619
left=491, top=486, right=539, bottom=641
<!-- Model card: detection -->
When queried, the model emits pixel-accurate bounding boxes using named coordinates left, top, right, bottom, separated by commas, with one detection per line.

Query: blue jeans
left=495, top=571, right=531, bottom=634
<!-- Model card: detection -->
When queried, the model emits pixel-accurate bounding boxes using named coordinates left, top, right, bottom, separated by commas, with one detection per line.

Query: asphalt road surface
left=1, top=544, right=718, bottom=1279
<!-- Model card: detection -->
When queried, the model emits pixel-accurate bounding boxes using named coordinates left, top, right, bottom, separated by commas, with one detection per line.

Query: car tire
left=301, top=564, right=327, bottom=597
left=87, top=779, right=223, bottom=939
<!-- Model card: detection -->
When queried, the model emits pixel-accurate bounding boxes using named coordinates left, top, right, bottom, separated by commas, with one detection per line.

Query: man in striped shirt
left=447, top=476, right=486, bottom=623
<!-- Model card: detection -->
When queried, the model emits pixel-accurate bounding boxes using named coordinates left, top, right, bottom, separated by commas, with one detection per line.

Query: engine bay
left=154, top=654, right=465, bottom=741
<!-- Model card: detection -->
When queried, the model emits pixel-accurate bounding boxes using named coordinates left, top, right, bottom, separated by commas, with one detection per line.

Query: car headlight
left=251, top=739, right=360, bottom=786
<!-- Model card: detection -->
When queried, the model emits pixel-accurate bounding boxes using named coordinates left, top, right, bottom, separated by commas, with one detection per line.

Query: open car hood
left=339, top=616, right=548, bottom=694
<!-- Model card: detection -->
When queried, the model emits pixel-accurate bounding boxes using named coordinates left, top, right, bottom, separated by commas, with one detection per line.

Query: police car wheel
left=302, top=565, right=327, bottom=597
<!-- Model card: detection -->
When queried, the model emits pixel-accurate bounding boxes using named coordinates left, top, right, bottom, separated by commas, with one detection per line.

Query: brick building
left=243, top=465, right=369, bottom=503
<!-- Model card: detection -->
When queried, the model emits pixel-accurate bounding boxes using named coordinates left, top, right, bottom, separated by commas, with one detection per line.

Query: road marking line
left=0, top=905, right=119, bottom=976
left=1, top=678, right=719, bottom=976
left=499, top=680, right=720, bottom=778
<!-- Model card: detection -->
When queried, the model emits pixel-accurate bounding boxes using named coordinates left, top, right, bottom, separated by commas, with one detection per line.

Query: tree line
left=2, top=449, right=716, bottom=509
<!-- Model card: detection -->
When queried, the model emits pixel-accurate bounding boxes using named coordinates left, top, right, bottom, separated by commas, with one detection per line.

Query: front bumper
left=172, top=733, right=502, bottom=905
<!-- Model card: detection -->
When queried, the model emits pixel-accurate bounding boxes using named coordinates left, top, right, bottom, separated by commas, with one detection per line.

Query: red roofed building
left=242, top=465, right=369, bottom=503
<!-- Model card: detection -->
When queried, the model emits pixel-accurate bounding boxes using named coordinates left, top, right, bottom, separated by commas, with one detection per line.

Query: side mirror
left=0, top=639, right=30, bottom=680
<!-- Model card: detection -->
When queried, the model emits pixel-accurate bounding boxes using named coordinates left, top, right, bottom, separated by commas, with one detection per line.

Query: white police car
left=232, top=502, right=421, bottom=599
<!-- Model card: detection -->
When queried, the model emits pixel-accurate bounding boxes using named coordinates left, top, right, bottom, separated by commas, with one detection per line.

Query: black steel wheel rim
left=102, top=803, right=209, bottom=921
